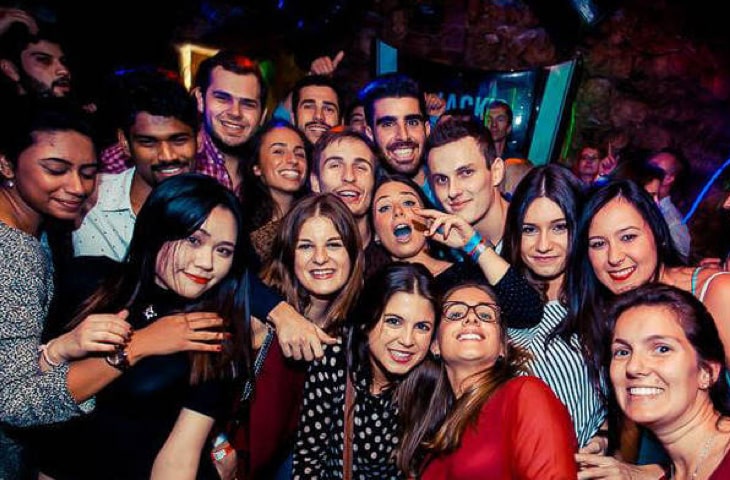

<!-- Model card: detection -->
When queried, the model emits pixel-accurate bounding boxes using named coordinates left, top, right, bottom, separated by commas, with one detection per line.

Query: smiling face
left=155, top=206, right=237, bottom=299
left=372, top=180, right=428, bottom=260
left=197, top=67, right=264, bottom=149
left=428, top=136, right=503, bottom=227
left=295, top=85, right=340, bottom=144
left=312, top=137, right=376, bottom=218
left=368, top=291, right=435, bottom=388
left=126, top=112, right=196, bottom=188
left=521, top=197, right=569, bottom=281
left=588, top=197, right=658, bottom=294
left=8, top=130, right=97, bottom=222
left=253, top=126, right=307, bottom=196
left=371, top=96, right=429, bottom=177
left=294, top=215, right=352, bottom=299
left=609, top=305, right=712, bottom=431
left=433, top=286, right=504, bottom=368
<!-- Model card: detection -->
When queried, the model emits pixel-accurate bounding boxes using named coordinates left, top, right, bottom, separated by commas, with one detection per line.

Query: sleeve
left=0, top=243, right=91, bottom=428
left=510, top=377, right=578, bottom=479
left=492, top=266, right=543, bottom=329
left=249, top=272, right=284, bottom=320
left=292, top=349, right=340, bottom=479
left=183, top=377, right=235, bottom=421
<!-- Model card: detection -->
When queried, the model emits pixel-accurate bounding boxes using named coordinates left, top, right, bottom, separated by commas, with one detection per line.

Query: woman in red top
left=397, top=281, right=578, bottom=479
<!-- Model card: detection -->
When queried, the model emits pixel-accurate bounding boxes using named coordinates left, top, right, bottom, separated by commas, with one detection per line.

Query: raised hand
left=414, top=207, right=476, bottom=249
left=309, top=50, right=345, bottom=76
left=267, top=301, right=336, bottom=361
left=0, top=8, right=38, bottom=36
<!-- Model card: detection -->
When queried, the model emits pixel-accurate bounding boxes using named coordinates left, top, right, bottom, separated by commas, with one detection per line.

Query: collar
left=96, top=168, right=136, bottom=213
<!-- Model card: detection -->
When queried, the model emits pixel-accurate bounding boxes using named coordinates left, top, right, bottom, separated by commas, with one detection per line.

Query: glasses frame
left=441, top=301, right=501, bottom=323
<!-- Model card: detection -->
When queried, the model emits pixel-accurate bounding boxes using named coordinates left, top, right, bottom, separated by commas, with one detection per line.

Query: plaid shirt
left=97, top=130, right=233, bottom=191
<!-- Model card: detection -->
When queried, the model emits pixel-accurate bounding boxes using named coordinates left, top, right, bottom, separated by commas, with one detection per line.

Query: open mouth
left=457, top=332, right=484, bottom=341
left=310, top=268, right=336, bottom=279
left=608, top=266, right=636, bottom=282
left=389, top=349, right=414, bottom=364
left=388, top=142, right=418, bottom=161
left=153, top=162, right=190, bottom=176
left=279, top=169, right=302, bottom=181
left=628, top=387, right=663, bottom=397
left=393, top=223, right=413, bottom=243
left=336, top=189, right=362, bottom=203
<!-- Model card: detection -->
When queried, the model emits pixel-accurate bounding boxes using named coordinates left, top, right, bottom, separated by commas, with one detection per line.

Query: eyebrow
left=612, top=334, right=681, bottom=344
left=374, top=191, right=419, bottom=203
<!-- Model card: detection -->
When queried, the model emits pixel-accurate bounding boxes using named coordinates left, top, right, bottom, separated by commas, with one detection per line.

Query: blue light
left=278, top=0, right=284, bottom=10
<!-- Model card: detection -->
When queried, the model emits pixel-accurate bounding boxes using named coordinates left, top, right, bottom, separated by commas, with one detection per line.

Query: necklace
left=670, top=434, right=716, bottom=479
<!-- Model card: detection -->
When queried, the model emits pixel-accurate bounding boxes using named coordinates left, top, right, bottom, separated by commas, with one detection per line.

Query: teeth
left=280, top=170, right=301, bottom=179
left=458, top=333, right=483, bottom=340
left=391, top=351, right=412, bottom=359
left=221, top=121, right=244, bottom=130
left=392, top=147, right=414, bottom=158
left=338, top=191, right=358, bottom=198
left=394, top=224, right=412, bottom=238
left=629, top=387, right=663, bottom=396
left=611, top=267, right=635, bottom=276
left=311, top=269, right=334, bottom=278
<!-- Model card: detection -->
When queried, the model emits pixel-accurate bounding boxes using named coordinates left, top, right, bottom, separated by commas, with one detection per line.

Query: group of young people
left=1, top=12, right=730, bottom=480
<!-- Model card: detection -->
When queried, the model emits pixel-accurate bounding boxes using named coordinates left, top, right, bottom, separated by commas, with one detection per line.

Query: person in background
left=345, top=99, right=366, bottom=133
left=293, top=262, right=438, bottom=479
left=578, top=283, right=730, bottom=479
left=290, top=74, right=343, bottom=145
left=239, top=118, right=309, bottom=268
left=485, top=99, right=520, bottom=159
left=397, top=281, right=578, bottom=479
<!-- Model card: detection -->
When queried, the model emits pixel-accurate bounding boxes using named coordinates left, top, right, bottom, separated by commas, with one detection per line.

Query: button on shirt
left=72, top=168, right=137, bottom=262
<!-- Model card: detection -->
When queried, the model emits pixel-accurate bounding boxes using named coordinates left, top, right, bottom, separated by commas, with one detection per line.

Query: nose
left=65, top=171, right=86, bottom=197
left=313, top=245, right=329, bottom=265
left=607, top=242, right=625, bottom=266
left=536, top=230, right=551, bottom=253
left=398, top=326, right=415, bottom=347
left=342, top=163, right=355, bottom=183
left=393, top=201, right=406, bottom=218
left=195, top=247, right=215, bottom=271
left=314, top=104, right=326, bottom=122
left=462, top=308, right=480, bottom=325
left=56, top=60, right=70, bottom=77
left=625, top=351, right=648, bottom=378
left=158, top=142, right=176, bottom=162
left=447, top=179, right=461, bottom=200
left=395, top=121, right=408, bottom=141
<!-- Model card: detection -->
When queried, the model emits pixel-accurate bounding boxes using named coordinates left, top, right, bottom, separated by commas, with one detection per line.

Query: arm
left=417, top=207, right=542, bottom=328
left=151, top=408, right=216, bottom=480
left=699, top=272, right=730, bottom=366
left=251, top=273, right=336, bottom=361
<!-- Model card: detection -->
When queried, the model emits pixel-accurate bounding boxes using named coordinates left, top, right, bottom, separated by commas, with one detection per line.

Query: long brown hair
left=396, top=282, right=530, bottom=476
left=260, top=193, right=364, bottom=334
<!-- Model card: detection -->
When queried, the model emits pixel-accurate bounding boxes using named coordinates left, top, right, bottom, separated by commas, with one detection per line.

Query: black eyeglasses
left=441, top=301, right=500, bottom=323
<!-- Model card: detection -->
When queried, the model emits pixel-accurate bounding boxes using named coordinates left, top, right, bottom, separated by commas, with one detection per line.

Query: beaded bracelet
left=38, top=340, right=64, bottom=368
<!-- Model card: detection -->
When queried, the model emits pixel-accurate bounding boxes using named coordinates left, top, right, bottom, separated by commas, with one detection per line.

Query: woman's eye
left=415, top=322, right=432, bottom=332
left=588, top=239, right=606, bottom=249
left=326, top=241, right=344, bottom=249
left=383, top=316, right=401, bottom=326
left=377, top=204, right=391, bottom=214
left=654, top=344, right=671, bottom=354
left=553, top=222, right=568, bottom=233
left=403, top=199, right=417, bottom=208
left=216, top=247, right=234, bottom=258
left=612, top=348, right=629, bottom=358
left=620, top=233, right=638, bottom=242
left=296, top=243, right=313, bottom=250
left=187, top=235, right=201, bottom=246
left=521, top=225, right=537, bottom=235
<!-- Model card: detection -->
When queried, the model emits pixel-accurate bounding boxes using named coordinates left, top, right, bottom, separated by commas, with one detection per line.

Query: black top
left=36, top=284, right=232, bottom=480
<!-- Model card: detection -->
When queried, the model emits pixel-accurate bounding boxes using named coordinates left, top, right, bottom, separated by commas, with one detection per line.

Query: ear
left=117, top=129, right=130, bottom=156
left=310, top=174, right=321, bottom=193
left=430, top=340, right=440, bottom=357
left=252, top=164, right=262, bottom=177
left=192, top=87, right=204, bottom=114
left=700, top=361, right=721, bottom=389
left=0, top=154, right=15, bottom=179
left=425, top=119, right=431, bottom=137
left=0, top=59, right=20, bottom=82
left=364, top=125, right=375, bottom=143
left=490, top=156, right=505, bottom=187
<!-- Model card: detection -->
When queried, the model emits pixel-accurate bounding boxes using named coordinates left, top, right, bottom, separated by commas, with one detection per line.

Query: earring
left=3, top=177, right=14, bottom=189
left=432, top=352, right=441, bottom=361
left=496, top=354, right=505, bottom=365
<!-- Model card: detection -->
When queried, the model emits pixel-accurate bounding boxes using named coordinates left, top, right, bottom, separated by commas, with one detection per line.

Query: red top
left=230, top=340, right=307, bottom=479
left=421, top=376, right=578, bottom=480
left=709, top=448, right=730, bottom=479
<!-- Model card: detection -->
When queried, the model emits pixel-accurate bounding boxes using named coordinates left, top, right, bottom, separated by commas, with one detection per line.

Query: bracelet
left=39, top=340, right=65, bottom=368
left=105, top=344, right=131, bottom=371
left=462, top=231, right=483, bottom=254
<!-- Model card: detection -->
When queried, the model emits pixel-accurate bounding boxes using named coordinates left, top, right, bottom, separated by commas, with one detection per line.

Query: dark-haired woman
left=397, top=281, right=577, bottom=479
left=38, top=173, right=251, bottom=479
left=579, top=284, right=730, bottom=479
left=239, top=119, right=309, bottom=268
left=292, top=262, right=438, bottom=479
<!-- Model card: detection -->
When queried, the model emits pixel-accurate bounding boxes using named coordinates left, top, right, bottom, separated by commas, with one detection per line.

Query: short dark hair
left=291, top=74, right=343, bottom=123
left=119, top=72, right=199, bottom=138
left=358, top=73, right=427, bottom=130
left=194, top=50, right=268, bottom=108
left=486, top=99, right=513, bottom=125
left=426, top=118, right=498, bottom=169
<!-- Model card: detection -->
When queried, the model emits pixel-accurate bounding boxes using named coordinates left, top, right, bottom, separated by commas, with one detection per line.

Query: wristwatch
left=105, top=345, right=130, bottom=371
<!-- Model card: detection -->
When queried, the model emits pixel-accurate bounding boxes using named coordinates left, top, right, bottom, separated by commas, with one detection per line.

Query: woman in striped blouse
left=501, top=164, right=607, bottom=449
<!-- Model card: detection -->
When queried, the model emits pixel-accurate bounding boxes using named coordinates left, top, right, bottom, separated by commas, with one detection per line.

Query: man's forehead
left=321, top=137, right=376, bottom=163
left=298, top=85, right=338, bottom=103
left=23, top=40, right=64, bottom=57
left=209, top=67, right=261, bottom=96
left=372, top=96, right=422, bottom=117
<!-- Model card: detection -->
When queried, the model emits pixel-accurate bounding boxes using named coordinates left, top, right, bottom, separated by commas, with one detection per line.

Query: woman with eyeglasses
left=396, top=281, right=577, bottom=479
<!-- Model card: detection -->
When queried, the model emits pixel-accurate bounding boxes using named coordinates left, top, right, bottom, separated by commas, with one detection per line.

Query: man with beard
left=100, top=51, right=268, bottom=194
left=290, top=74, right=343, bottom=145
left=359, top=73, right=437, bottom=205
left=0, top=22, right=73, bottom=100
left=73, top=73, right=199, bottom=261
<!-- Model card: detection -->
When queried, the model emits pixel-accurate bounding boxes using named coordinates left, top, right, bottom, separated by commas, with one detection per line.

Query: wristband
left=39, top=340, right=65, bottom=368
left=468, top=239, right=489, bottom=262
left=462, top=231, right=483, bottom=253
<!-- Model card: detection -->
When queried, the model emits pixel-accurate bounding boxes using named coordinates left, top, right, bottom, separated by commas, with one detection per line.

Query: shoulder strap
left=343, top=372, right=356, bottom=480
left=691, top=267, right=705, bottom=296
left=699, top=271, right=730, bottom=302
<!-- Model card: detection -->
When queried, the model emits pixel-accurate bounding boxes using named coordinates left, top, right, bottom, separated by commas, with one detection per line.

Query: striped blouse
left=507, top=300, right=605, bottom=447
